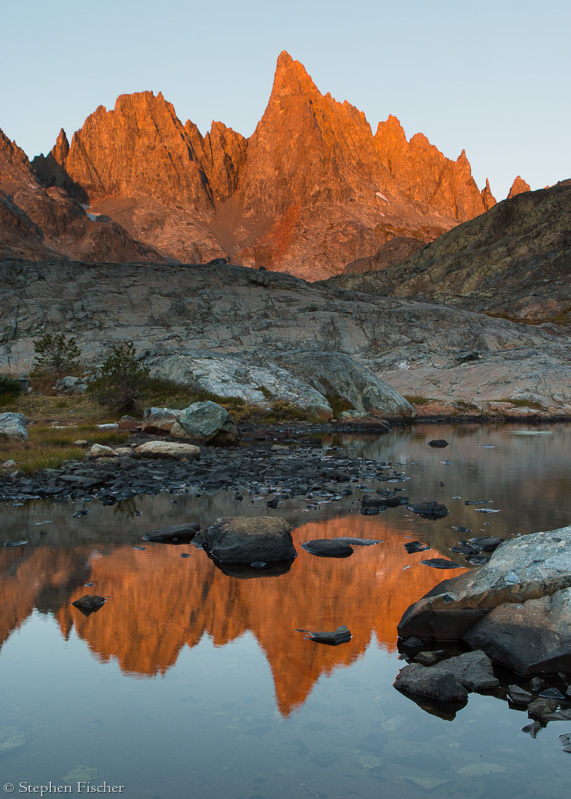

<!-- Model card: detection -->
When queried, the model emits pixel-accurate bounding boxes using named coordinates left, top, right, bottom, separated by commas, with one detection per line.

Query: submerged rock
left=143, top=523, right=201, bottom=544
left=202, top=516, right=297, bottom=564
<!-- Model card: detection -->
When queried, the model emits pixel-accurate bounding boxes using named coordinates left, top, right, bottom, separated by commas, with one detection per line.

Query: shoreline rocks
left=398, top=525, right=571, bottom=677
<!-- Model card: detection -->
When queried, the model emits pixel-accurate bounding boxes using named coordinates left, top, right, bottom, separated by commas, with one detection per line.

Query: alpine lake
left=1, top=422, right=570, bottom=799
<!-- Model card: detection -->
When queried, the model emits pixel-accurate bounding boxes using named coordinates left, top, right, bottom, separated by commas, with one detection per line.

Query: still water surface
left=1, top=424, right=570, bottom=798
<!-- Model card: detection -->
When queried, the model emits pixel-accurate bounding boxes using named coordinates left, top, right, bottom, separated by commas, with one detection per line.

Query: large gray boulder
left=202, top=516, right=297, bottom=564
left=0, top=412, right=28, bottom=441
left=275, top=351, right=415, bottom=419
left=464, top=588, right=571, bottom=676
left=398, top=525, right=571, bottom=641
left=174, top=401, right=239, bottom=445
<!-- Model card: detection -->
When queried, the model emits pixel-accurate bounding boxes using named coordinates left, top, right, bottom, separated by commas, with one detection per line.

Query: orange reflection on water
left=50, top=516, right=463, bottom=715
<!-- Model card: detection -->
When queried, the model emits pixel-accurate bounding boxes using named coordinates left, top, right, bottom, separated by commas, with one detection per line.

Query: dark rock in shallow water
left=143, top=523, right=201, bottom=544
left=428, top=440, right=449, bottom=448
left=404, top=541, right=431, bottom=554
left=297, top=625, right=352, bottom=645
left=203, top=516, right=297, bottom=564
left=527, top=697, right=558, bottom=718
left=420, top=558, right=463, bottom=569
left=266, top=497, right=280, bottom=508
left=394, top=663, right=468, bottom=702
left=373, top=490, right=408, bottom=507
left=71, top=595, right=106, bottom=615
left=508, top=685, right=535, bottom=705
left=332, top=537, right=383, bottom=546
left=395, top=650, right=497, bottom=702
left=301, top=539, right=354, bottom=558
left=407, top=501, right=449, bottom=519
left=360, top=505, right=384, bottom=516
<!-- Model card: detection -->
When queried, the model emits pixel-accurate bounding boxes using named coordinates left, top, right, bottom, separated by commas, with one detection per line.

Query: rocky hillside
left=12, top=52, right=510, bottom=279
left=335, top=184, right=571, bottom=323
left=1, top=261, right=569, bottom=417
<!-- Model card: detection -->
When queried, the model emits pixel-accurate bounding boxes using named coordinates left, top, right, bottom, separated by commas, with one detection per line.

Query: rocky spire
left=508, top=176, right=531, bottom=199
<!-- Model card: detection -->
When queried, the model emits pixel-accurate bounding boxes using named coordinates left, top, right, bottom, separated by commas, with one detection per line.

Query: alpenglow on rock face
left=22, top=51, right=497, bottom=277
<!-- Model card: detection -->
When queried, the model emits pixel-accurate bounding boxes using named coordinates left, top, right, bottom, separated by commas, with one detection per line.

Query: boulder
left=398, top=525, right=571, bottom=642
left=141, top=407, right=182, bottom=434
left=274, top=351, right=415, bottom=419
left=428, top=439, right=449, bottom=448
left=464, top=588, right=571, bottom=677
left=174, top=401, right=239, bottom=446
left=134, top=441, right=200, bottom=460
left=87, top=444, right=117, bottom=459
left=55, top=376, right=88, bottom=394
left=426, top=650, right=499, bottom=691
left=394, top=663, right=468, bottom=702
left=301, top=539, right=354, bottom=558
left=0, top=412, right=28, bottom=441
left=202, top=516, right=297, bottom=564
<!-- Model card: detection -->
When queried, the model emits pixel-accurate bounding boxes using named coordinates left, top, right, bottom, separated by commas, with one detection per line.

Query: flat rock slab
left=203, top=516, right=297, bottom=564
left=301, top=539, right=354, bottom=558
left=134, top=441, right=200, bottom=460
left=143, top=523, right=200, bottom=544
left=464, top=587, right=571, bottom=677
left=298, top=625, right=352, bottom=645
left=398, top=525, right=571, bottom=642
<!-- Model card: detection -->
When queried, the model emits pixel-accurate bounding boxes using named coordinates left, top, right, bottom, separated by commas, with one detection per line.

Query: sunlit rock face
left=25, top=52, right=494, bottom=278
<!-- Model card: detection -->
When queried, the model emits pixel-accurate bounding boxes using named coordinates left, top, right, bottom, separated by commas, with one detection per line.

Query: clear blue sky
left=2, top=0, right=569, bottom=199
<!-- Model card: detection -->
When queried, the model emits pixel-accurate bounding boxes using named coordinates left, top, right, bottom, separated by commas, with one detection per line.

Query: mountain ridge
left=0, top=51, right=528, bottom=278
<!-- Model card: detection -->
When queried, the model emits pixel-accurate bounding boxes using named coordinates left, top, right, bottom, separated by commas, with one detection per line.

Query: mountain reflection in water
left=0, top=515, right=460, bottom=715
